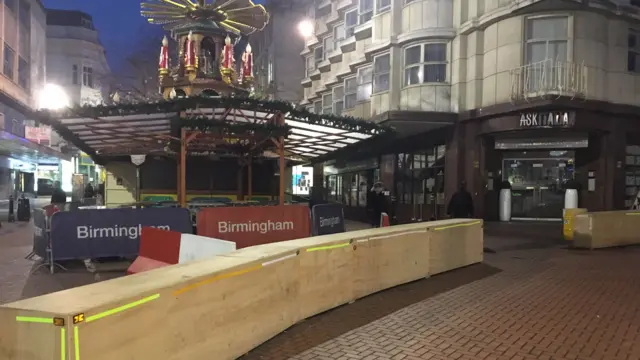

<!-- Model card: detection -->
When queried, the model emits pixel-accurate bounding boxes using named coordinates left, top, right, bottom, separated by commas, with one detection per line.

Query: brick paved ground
left=241, top=233, right=640, bottom=360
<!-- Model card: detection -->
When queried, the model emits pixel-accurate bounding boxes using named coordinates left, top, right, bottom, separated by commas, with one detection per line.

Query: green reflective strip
left=434, top=220, right=482, bottom=231
left=306, top=242, right=350, bottom=252
left=16, top=316, right=53, bottom=324
left=60, top=328, right=66, bottom=360
left=74, top=327, right=80, bottom=360
left=86, top=293, right=160, bottom=323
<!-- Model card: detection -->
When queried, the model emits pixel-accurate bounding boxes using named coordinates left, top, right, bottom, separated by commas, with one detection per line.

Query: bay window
left=322, top=93, right=332, bottom=114
left=314, top=46, right=323, bottom=66
left=525, top=16, right=568, bottom=64
left=323, top=36, right=333, bottom=59
left=334, top=23, right=345, bottom=50
left=404, top=43, right=447, bottom=86
left=373, top=53, right=390, bottom=93
left=356, top=66, right=373, bottom=101
left=376, top=0, right=390, bottom=13
left=359, top=0, right=373, bottom=23
left=630, top=29, right=640, bottom=72
left=344, top=77, right=357, bottom=109
left=333, top=86, right=344, bottom=114
left=305, top=55, right=315, bottom=77
left=345, top=9, right=358, bottom=37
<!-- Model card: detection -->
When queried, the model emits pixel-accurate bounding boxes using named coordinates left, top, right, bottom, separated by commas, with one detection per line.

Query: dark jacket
left=50, top=188, right=67, bottom=204
left=84, top=184, right=95, bottom=198
left=368, top=191, right=388, bottom=215
left=447, top=189, right=474, bottom=218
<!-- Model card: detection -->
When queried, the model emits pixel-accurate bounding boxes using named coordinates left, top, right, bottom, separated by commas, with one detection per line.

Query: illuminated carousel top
left=141, top=0, right=269, bottom=35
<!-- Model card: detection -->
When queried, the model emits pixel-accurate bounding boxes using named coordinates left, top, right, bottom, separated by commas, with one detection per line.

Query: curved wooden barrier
left=0, top=219, right=483, bottom=360
left=573, top=210, right=640, bottom=249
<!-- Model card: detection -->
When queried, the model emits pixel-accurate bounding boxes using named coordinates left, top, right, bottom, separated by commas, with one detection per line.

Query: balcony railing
left=510, top=59, right=589, bottom=101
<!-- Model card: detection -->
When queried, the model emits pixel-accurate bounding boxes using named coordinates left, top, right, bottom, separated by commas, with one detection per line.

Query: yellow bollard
left=563, top=208, right=587, bottom=241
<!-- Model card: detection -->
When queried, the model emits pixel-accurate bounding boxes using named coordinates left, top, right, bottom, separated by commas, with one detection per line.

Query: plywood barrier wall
left=0, top=219, right=483, bottom=360
left=573, top=210, right=640, bottom=249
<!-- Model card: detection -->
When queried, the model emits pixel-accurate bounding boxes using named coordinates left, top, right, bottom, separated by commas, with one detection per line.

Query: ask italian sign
left=519, top=111, right=574, bottom=128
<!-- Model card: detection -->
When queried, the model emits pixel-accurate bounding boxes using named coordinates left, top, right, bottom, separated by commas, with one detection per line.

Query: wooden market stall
left=33, top=96, right=393, bottom=207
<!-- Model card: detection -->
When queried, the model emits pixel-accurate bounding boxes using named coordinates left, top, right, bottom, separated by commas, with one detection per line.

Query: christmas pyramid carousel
left=33, top=0, right=393, bottom=207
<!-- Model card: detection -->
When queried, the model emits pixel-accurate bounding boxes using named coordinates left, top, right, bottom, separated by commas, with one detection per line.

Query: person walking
left=367, top=182, right=388, bottom=227
left=84, top=183, right=95, bottom=198
left=447, top=181, right=474, bottom=218
left=50, top=181, right=67, bottom=204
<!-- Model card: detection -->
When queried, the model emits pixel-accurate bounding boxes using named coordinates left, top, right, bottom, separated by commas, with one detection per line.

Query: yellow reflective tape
left=173, top=264, right=263, bottom=296
left=433, top=220, right=482, bottom=231
left=626, top=212, right=640, bottom=215
left=16, top=316, right=53, bottom=324
left=60, top=328, right=66, bottom=360
left=74, top=326, right=80, bottom=360
left=306, top=242, right=351, bottom=252
left=86, top=294, right=160, bottom=323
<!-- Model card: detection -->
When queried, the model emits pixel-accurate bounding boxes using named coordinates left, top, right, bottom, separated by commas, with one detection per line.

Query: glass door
left=503, top=157, right=574, bottom=219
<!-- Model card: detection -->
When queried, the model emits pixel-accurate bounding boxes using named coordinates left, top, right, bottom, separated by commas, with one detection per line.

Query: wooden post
left=247, top=156, right=253, bottom=200
left=180, top=128, right=187, bottom=208
left=176, top=157, right=181, bottom=205
left=237, top=160, right=244, bottom=201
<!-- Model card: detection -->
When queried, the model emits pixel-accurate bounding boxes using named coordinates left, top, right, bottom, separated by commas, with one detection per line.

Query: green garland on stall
left=179, top=117, right=291, bottom=138
left=34, top=96, right=394, bottom=135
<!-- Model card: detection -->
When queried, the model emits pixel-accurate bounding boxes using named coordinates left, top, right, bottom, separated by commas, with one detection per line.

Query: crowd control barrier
left=127, top=227, right=236, bottom=274
left=0, top=218, right=483, bottom=360
left=46, top=207, right=193, bottom=261
left=311, top=203, right=345, bottom=236
left=573, top=210, right=640, bottom=249
left=197, top=205, right=311, bottom=248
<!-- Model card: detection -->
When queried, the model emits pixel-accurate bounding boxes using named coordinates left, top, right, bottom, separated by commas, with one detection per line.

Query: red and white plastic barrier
left=380, top=212, right=390, bottom=227
left=127, top=227, right=236, bottom=275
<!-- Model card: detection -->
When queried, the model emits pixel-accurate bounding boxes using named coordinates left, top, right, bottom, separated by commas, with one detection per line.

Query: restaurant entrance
left=502, top=151, right=575, bottom=220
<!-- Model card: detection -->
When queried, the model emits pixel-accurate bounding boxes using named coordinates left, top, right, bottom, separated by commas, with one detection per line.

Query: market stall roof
left=34, top=97, right=394, bottom=164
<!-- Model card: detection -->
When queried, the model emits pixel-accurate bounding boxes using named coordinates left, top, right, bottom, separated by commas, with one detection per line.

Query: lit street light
left=37, top=83, right=70, bottom=110
left=297, top=19, right=314, bottom=38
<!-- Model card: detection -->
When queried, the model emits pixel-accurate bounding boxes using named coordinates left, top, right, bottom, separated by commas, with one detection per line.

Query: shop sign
left=519, top=111, right=573, bottom=128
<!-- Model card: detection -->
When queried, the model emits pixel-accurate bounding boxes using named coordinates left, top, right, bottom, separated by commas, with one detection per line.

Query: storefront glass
left=395, top=146, right=446, bottom=220
left=326, top=169, right=378, bottom=207
left=502, top=151, right=574, bottom=219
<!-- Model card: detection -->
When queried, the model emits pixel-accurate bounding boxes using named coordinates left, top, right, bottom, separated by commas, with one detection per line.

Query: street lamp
left=297, top=19, right=314, bottom=38
left=37, top=83, right=70, bottom=110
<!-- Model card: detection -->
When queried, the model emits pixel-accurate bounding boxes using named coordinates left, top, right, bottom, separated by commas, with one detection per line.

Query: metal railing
left=510, top=59, right=589, bottom=101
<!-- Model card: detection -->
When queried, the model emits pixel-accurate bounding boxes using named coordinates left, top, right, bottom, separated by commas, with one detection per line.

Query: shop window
left=344, top=77, right=357, bottom=109
left=356, top=66, right=373, bottom=101
left=404, top=43, right=447, bottom=86
left=373, top=53, right=390, bottom=93
left=333, top=85, right=344, bottom=114
left=525, top=16, right=568, bottom=64
left=322, top=93, right=332, bottom=114
left=395, top=146, right=446, bottom=205
left=327, top=171, right=375, bottom=207
left=334, top=23, right=345, bottom=50
left=326, top=175, right=343, bottom=203
left=625, top=145, right=640, bottom=208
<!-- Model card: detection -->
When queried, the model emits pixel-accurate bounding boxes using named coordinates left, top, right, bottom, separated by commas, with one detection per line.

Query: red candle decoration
left=221, top=35, right=234, bottom=70
left=185, top=31, right=196, bottom=70
left=242, top=43, right=253, bottom=78
left=158, top=36, right=169, bottom=74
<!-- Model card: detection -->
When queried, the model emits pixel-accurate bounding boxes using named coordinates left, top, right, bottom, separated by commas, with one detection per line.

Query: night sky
left=43, top=0, right=266, bottom=72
